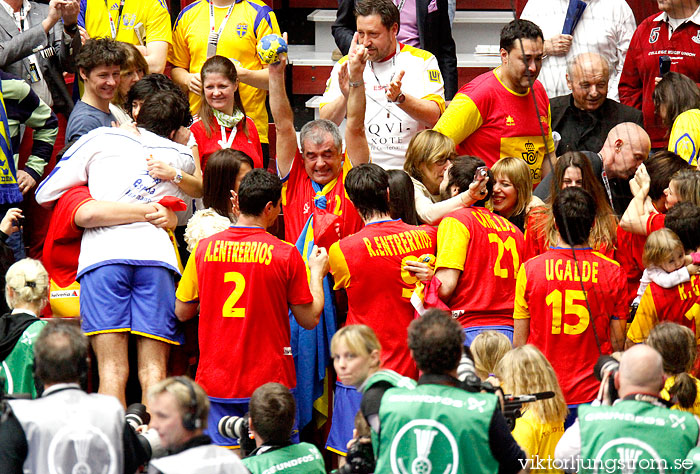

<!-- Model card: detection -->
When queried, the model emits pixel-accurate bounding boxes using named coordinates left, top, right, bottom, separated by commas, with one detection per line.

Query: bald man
left=555, top=345, right=700, bottom=471
left=550, top=52, right=642, bottom=156
left=534, top=122, right=651, bottom=216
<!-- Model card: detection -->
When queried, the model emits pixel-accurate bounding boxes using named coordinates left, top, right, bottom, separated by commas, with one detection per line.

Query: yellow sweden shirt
left=78, top=0, right=172, bottom=46
left=170, top=0, right=280, bottom=144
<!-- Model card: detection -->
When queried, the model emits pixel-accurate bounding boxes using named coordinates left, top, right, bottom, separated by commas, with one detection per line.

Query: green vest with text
left=361, top=369, right=417, bottom=393
left=242, top=442, right=325, bottom=474
left=375, top=383, right=499, bottom=474
left=1, top=320, right=45, bottom=398
left=579, top=400, right=699, bottom=474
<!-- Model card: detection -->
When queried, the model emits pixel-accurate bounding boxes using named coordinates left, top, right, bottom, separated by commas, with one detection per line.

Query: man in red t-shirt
left=269, top=37, right=370, bottom=244
left=175, top=169, right=329, bottom=447
left=434, top=156, right=525, bottom=346
left=514, top=187, right=627, bottom=409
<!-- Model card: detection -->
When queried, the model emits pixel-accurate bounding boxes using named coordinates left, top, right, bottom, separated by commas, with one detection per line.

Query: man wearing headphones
left=243, top=383, right=326, bottom=474
left=147, top=376, right=248, bottom=474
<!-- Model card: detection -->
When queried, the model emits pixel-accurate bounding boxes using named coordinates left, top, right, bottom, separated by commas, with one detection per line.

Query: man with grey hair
left=555, top=344, right=700, bottom=472
left=551, top=52, right=642, bottom=156
left=270, top=34, right=370, bottom=244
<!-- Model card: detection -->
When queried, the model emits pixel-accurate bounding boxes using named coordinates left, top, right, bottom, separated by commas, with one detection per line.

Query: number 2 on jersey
left=400, top=255, right=419, bottom=299
left=222, top=271, right=246, bottom=318
left=546, top=289, right=589, bottom=335
left=488, top=234, right=519, bottom=279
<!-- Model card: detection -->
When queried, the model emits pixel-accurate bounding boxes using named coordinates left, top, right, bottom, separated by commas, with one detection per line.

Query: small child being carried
left=634, top=228, right=700, bottom=306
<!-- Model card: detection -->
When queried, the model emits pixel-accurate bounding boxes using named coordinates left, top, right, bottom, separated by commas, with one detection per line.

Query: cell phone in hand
left=473, top=166, right=488, bottom=183
left=659, top=55, right=671, bottom=76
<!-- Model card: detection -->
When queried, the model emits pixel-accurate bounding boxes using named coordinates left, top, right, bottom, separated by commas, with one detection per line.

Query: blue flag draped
left=289, top=180, right=338, bottom=431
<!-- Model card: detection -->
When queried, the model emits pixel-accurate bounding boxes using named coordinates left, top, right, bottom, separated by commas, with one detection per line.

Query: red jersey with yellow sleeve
left=328, top=219, right=437, bottom=378
left=513, top=248, right=627, bottom=404
left=175, top=226, right=313, bottom=400
left=627, top=277, right=700, bottom=344
left=280, top=150, right=363, bottom=244
left=42, top=186, right=94, bottom=318
left=435, top=207, right=524, bottom=328
left=433, top=69, right=554, bottom=186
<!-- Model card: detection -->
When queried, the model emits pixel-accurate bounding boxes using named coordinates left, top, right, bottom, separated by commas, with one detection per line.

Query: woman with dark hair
left=525, top=151, right=617, bottom=259
left=653, top=72, right=700, bottom=166
left=184, top=149, right=254, bottom=251
left=190, top=56, right=262, bottom=171
left=387, top=170, right=420, bottom=226
left=110, top=43, right=148, bottom=125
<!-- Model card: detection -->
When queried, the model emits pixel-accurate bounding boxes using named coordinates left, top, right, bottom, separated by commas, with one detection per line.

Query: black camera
left=334, top=439, right=375, bottom=474
left=125, top=403, right=166, bottom=461
left=594, top=355, right=620, bottom=402
left=218, top=414, right=256, bottom=456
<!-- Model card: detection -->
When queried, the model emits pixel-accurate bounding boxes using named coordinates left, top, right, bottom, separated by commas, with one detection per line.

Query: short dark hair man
left=66, top=37, right=126, bottom=142
left=326, top=163, right=437, bottom=454
left=36, top=89, right=197, bottom=407
left=147, top=377, right=248, bottom=473
left=514, top=187, right=627, bottom=414
left=8, top=321, right=125, bottom=473
left=176, top=169, right=328, bottom=447
left=555, top=345, right=700, bottom=470
left=242, top=383, right=325, bottom=474
left=435, top=19, right=555, bottom=187
left=550, top=52, right=643, bottom=155
left=363, top=309, right=527, bottom=474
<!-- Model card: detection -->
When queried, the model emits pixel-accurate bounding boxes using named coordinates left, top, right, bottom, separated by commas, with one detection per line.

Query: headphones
left=173, top=376, right=202, bottom=431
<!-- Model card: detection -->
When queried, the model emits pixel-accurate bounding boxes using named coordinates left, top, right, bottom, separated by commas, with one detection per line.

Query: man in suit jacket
left=331, top=0, right=457, bottom=99
left=551, top=52, right=643, bottom=156
left=0, top=0, right=80, bottom=117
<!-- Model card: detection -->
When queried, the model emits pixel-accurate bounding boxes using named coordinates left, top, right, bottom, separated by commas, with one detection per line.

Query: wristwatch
left=394, top=93, right=406, bottom=104
left=173, top=169, right=183, bottom=184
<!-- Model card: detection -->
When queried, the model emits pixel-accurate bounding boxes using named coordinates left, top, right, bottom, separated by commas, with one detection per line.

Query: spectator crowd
left=2, top=0, right=700, bottom=472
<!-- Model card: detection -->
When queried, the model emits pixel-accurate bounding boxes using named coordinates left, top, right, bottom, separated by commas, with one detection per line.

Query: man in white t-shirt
left=35, top=89, right=196, bottom=407
left=520, top=0, right=636, bottom=100
left=320, top=0, right=445, bottom=170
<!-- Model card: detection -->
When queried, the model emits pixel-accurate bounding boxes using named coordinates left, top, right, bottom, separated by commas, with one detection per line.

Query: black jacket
left=550, top=94, right=643, bottom=156
left=331, top=0, right=458, bottom=99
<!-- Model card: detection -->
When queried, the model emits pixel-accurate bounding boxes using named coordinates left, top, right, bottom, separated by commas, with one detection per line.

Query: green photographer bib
left=375, top=384, right=499, bottom=474
left=579, top=400, right=699, bottom=473
left=242, top=443, right=325, bottom=474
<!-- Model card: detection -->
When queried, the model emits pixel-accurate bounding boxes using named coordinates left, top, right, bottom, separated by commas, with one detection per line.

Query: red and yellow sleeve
left=626, top=285, right=657, bottom=343
left=328, top=241, right=351, bottom=290
left=513, top=265, right=530, bottom=320
left=176, top=249, right=199, bottom=303
left=433, top=93, right=483, bottom=147
left=287, top=247, right=314, bottom=305
left=435, top=216, right=470, bottom=271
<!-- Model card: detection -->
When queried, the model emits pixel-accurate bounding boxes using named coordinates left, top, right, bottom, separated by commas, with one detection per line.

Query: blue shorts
left=326, top=382, right=362, bottom=456
left=464, top=326, right=513, bottom=347
left=208, top=396, right=300, bottom=448
left=79, top=264, right=182, bottom=344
